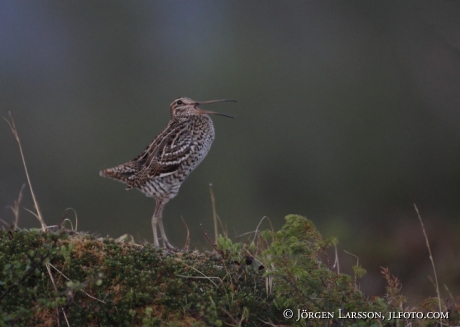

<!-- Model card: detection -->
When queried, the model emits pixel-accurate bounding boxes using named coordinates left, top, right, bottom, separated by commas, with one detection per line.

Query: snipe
left=100, top=97, right=236, bottom=248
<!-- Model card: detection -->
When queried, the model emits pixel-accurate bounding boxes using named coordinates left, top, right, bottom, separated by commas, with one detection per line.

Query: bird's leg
left=151, top=198, right=175, bottom=249
left=158, top=218, right=175, bottom=249
left=151, top=199, right=166, bottom=248
left=151, top=215, right=160, bottom=248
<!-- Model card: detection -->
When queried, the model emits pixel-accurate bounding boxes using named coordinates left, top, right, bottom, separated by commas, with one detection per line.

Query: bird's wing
left=134, top=120, right=193, bottom=179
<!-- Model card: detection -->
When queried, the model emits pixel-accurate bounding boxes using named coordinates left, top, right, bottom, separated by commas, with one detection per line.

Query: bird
left=100, top=97, right=236, bottom=248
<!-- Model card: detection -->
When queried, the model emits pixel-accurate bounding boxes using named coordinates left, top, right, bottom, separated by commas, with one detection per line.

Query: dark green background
left=1, top=1, right=459, bottom=303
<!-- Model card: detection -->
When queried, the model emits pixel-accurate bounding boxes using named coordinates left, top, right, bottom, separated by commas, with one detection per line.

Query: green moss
left=0, top=215, right=458, bottom=326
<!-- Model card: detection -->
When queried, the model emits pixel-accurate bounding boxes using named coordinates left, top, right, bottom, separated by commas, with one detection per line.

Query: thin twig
left=236, top=216, right=269, bottom=241
left=251, top=216, right=268, bottom=244
left=61, top=219, right=74, bottom=232
left=220, top=307, right=238, bottom=325
left=47, top=263, right=106, bottom=304
left=333, top=244, right=340, bottom=274
left=6, top=184, right=26, bottom=229
left=45, top=263, right=69, bottom=327
left=4, top=112, right=47, bottom=231
left=413, top=204, right=442, bottom=316
left=177, top=263, right=222, bottom=289
left=0, top=218, right=14, bottom=228
left=209, top=183, right=218, bottom=245
left=444, top=284, right=457, bottom=308
left=202, top=227, right=219, bottom=253
left=176, top=274, right=222, bottom=282
left=216, top=214, right=227, bottom=238
left=64, top=208, right=78, bottom=231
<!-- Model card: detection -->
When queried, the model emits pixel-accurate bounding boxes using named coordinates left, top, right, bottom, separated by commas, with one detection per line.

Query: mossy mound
left=0, top=228, right=276, bottom=326
left=0, top=215, right=457, bottom=326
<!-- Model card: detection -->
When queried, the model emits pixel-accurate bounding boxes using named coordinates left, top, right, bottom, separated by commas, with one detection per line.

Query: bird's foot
left=162, top=239, right=177, bottom=251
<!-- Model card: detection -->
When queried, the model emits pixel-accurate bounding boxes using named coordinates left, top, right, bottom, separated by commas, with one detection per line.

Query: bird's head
left=169, top=97, right=236, bottom=119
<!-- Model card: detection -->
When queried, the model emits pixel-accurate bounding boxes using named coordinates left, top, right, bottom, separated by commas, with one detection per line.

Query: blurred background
left=1, top=1, right=460, bottom=305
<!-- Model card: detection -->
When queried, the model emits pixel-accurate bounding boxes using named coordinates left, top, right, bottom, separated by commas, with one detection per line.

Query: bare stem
left=7, top=183, right=25, bottom=230
left=209, top=183, right=218, bottom=245
left=4, top=112, right=47, bottom=231
left=413, top=204, right=442, bottom=316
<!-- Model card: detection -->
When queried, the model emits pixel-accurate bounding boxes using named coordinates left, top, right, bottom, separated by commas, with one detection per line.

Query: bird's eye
left=177, top=100, right=183, bottom=105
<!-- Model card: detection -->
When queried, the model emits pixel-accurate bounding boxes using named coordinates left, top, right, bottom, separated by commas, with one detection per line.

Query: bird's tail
left=100, top=162, right=138, bottom=187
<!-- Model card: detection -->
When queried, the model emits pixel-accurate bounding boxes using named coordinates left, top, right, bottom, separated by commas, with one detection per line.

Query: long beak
left=195, top=99, right=236, bottom=119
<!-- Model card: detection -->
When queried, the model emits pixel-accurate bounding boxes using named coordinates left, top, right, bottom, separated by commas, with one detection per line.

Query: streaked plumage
left=100, top=97, right=235, bottom=248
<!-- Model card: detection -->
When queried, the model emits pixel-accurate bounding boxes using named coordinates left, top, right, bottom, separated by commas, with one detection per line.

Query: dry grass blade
left=444, top=284, right=456, bottom=305
left=64, top=208, right=78, bottom=232
left=45, top=263, right=70, bottom=327
left=6, top=183, right=25, bottom=229
left=177, top=263, right=222, bottom=289
left=251, top=216, right=268, bottom=244
left=0, top=218, right=13, bottom=228
left=413, top=204, right=442, bottom=317
left=333, top=244, right=340, bottom=274
left=209, top=183, right=218, bottom=245
left=4, top=112, right=47, bottom=231
left=47, top=263, right=106, bottom=304
left=236, top=216, right=270, bottom=242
